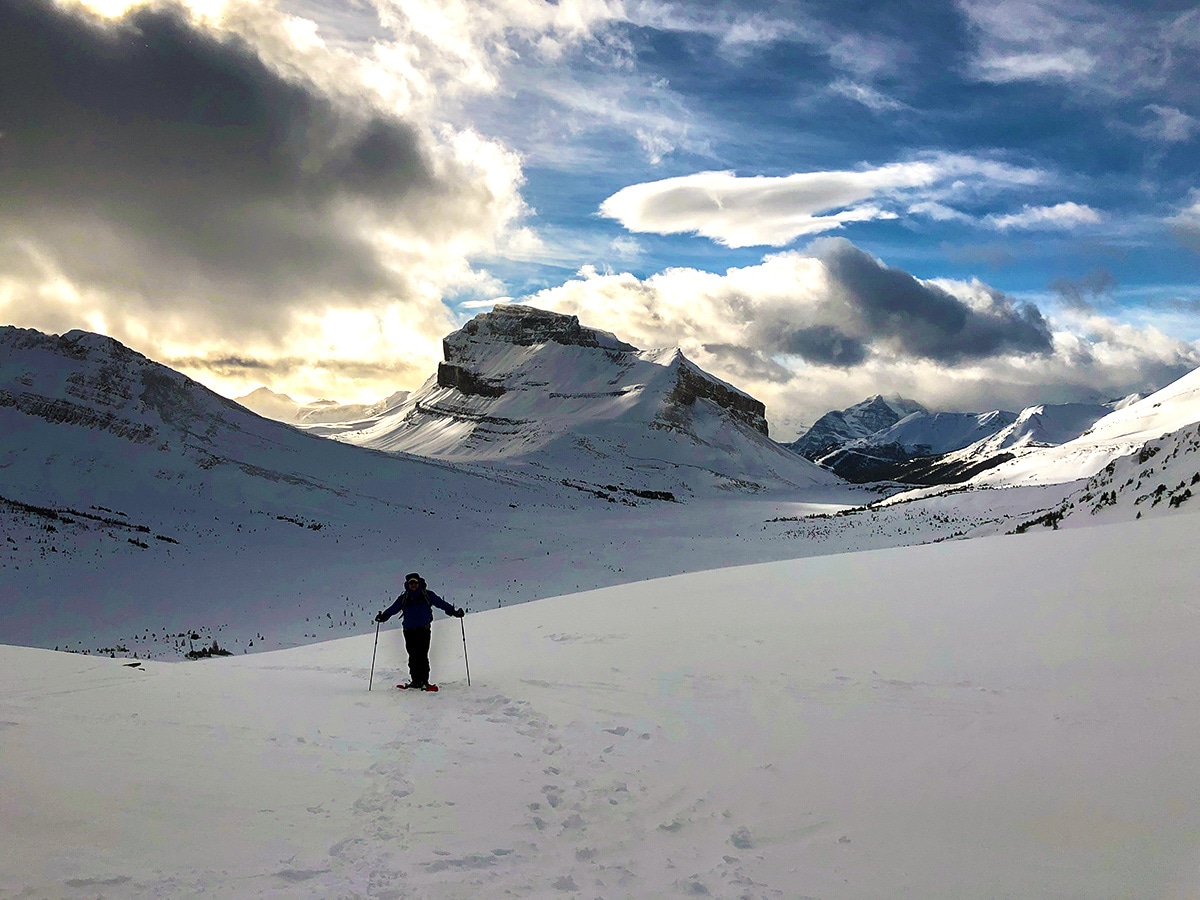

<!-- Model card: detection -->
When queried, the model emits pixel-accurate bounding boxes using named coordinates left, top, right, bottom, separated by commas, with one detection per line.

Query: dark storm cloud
left=816, top=238, right=1054, bottom=362
left=700, top=343, right=793, bottom=384
left=775, top=324, right=868, bottom=367
left=0, top=0, right=435, bottom=312
left=167, top=353, right=428, bottom=383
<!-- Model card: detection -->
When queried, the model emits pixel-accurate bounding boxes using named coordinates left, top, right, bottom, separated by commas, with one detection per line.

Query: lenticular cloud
left=598, top=155, right=1045, bottom=248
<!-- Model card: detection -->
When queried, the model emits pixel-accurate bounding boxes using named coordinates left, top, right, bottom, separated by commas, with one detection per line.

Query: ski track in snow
left=0, top=653, right=793, bottom=898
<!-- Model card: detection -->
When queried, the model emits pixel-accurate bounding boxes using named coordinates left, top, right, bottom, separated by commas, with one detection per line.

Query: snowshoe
left=397, top=682, right=439, bottom=692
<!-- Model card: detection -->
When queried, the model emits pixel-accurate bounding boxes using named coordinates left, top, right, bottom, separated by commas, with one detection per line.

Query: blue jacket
left=379, top=588, right=456, bottom=630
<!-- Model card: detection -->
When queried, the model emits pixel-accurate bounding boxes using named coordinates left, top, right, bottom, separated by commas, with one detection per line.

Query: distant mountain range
left=236, top=387, right=411, bottom=426
left=790, top=393, right=1142, bottom=485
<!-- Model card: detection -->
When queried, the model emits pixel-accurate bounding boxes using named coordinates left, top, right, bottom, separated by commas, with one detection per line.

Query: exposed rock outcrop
left=436, top=362, right=507, bottom=398
left=668, top=360, right=768, bottom=436
left=445, top=304, right=635, bottom=354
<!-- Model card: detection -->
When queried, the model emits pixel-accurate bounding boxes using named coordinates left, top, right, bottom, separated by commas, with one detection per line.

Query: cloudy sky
left=2, top=0, right=1199, bottom=435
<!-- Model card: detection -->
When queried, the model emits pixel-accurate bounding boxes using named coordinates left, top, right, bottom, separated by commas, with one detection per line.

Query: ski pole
left=460, top=616, right=471, bottom=687
left=368, top=621, right=380, bottom=691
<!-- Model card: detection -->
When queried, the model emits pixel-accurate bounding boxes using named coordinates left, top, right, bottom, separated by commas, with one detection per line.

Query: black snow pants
left=403, top=626, right=432, bottom=686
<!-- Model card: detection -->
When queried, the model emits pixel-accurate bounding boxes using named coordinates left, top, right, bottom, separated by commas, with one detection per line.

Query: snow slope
left=1008, top=421, right=1200, bottom=531
left=4, top=513, right=1200, bottom=898
left=842, top=408, right=1018, bottom=458
left=873, top=365, right=1200, bottom=508
left=967, top=365, right=1200, bottom=487
left=800, top=399, right=1124, bottom=486
left=945, top=401, right=1112, bottom=456
left=845, top=401, right=1117, bottom=486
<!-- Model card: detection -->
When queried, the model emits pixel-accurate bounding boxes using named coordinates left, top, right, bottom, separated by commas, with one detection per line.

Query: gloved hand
left=452, top=607, right=465, bottom=618
left=375, top=611, right=387, bottom=623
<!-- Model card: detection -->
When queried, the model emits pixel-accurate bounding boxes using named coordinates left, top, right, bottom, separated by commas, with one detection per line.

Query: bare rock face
left=443, top=304, right=635, bottom=356
left=436, top=362, right=507, bottom=398
left=668, top=360, right=768, bottom=437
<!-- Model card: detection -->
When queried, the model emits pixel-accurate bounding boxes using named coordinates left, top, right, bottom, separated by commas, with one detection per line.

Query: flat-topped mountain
left=315, top=305, right=834, bottom=495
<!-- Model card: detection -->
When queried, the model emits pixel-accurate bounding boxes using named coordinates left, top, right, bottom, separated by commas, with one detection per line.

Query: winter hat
left=405, top=572, right=423, bottom=587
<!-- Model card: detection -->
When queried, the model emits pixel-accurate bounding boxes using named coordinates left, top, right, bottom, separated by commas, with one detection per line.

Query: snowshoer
left=375, top=573, right=464, bottom=690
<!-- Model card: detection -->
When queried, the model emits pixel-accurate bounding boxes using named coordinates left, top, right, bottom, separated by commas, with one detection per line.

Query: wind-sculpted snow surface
left=4, top=516, right=1200, bottom=897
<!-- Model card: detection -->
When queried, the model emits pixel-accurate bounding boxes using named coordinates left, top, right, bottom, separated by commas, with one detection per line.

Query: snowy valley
left=4, top=308, right=1200, bottom=898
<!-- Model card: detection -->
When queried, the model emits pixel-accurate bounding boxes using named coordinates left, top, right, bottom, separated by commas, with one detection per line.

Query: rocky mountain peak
left=445, top=305, right=635, bottom=357
left=789, top=393, right=927, bottom=460
left=433, top=305, right=767, bottom=435
left=438, top=305, right=638, bottom=400
left=317, top=304, right=822, bottom=493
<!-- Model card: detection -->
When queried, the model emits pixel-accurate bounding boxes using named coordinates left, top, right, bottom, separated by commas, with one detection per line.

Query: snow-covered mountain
left=5, top=326, right=1200, bottom=900
left=0, top=323, right=865, bottom=658
left=803, top=397, right=1131, bottom=485
left=812, top=408, right=1019, bottom=482
left=5, top=317, right=1194, bottom=665
left=788, top=394, right=926, bottom=459
left=0, top=325, right=562, bottom=647
left=1009, top=421, right=1200, bottom=531
left=315, top=305, right=836, bottom=495
left=959, top=401, right=1117, bottom=456
left=236, top=386, right=411, bottom=426
left=852, top=408, right=1019, bottom=457
left=876, top=366, right=1200, bottom=513
left=962, top=366, right=1200, bottom=489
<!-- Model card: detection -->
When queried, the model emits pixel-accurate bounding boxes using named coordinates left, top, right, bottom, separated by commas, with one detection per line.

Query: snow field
left=4, top=512, right=1200, bottom=898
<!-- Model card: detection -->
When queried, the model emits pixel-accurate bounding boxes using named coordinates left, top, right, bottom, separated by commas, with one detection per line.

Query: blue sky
left=1, top=0, right=1198, bottom=432
left=467, top=1, right=1199, bottom=309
